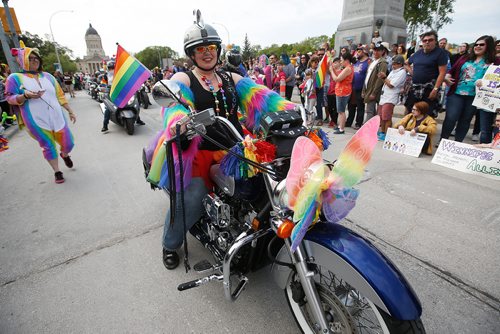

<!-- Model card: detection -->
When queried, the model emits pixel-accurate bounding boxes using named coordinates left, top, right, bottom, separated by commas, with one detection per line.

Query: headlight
left=127, top=96, right=135, bottom=105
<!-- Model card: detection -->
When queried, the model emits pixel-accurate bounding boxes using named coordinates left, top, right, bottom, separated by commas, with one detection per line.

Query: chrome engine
left=201, top=192, right=255, bottom=253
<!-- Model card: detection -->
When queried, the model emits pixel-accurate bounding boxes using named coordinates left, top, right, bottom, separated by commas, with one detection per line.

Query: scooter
left=100, top=90, right=141, bottom=135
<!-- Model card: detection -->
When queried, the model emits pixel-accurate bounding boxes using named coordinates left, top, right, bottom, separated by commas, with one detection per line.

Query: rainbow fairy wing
left=331, top=116, right=380, bottom=188
left=289, top=164, right=325, bottom=252
left=321, top=187, right=359, bottom=223
left=286, top=136, right=323, bottom=209
left=322, top=116, right=380, bottom=222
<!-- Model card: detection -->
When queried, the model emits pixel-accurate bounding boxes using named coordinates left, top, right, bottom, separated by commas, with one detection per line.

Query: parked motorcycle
left=100, top=89, right=141, bottom=135
left=142, top=80, right=425, bottom=333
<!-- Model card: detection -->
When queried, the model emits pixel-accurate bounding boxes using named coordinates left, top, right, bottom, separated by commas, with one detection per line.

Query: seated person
left=474, top=112, right=500, bottom=149
left=394, top=101, right=437, bottom=155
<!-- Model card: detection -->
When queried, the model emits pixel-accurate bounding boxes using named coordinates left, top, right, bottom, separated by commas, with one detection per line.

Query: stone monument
left=334, top=0, right=407, bottom=52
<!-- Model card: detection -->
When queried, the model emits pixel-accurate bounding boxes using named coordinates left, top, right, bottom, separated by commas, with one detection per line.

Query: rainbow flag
left=315, top=53, right=329, bottom=88
left=110, top=44, right=151, bottom=108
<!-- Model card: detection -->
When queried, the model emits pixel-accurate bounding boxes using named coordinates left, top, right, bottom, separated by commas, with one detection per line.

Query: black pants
left=285, top=85, right=294, bottom=101
left=346, top=89, right=365, bottom=127
left=326, top=94, right=337, bottom=124
left=296, top=83, right=305, bottom=105
left=405, top=86, right=439, bottom=118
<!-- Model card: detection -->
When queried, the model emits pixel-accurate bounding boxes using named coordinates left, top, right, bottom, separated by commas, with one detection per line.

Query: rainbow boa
left=146, top=81, right=201, bottom=189
left=236, top=77, right=296, bottom=132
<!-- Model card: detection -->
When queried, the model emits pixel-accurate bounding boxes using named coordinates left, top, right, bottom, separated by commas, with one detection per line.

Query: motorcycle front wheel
left=124, top=118, right=135, bottom=135
left=285, top=264, right=425, bottom=334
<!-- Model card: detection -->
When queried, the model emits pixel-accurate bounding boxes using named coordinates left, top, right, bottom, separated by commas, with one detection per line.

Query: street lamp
left=49, top=10, right=73, bottom=73
left=212, top=22, right=230, bottom=46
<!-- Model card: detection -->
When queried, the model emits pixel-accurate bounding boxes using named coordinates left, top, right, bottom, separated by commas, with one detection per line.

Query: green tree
left=242, top=34, right=252, bottom=62
left=7, top=32, right=79, bottom=73
left=404, top=0, right=456, bottom=39
left=135, top=46, right=179, bottom=70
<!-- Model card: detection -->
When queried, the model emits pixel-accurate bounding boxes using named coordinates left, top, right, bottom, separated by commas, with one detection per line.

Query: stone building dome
left=85, top=23, right=99, bottom=36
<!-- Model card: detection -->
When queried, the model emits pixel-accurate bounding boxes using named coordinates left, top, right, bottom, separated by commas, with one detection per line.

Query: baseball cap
left=374, top=42, right=389, bottom=52
left=392, top=55, right=405, bottom=64
left=356, top=45, right=369, bottom=55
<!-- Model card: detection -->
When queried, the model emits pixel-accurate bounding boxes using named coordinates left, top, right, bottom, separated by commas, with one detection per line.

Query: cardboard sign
left=383, top=128, right=427, bottom=157
left=472, top=65, right=500, bottom=112
left=432, top=139, right=500, bottom=180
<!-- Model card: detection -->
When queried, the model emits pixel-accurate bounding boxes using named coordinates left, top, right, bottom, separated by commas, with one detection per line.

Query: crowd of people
left=233, top=30, right=500, bottom=154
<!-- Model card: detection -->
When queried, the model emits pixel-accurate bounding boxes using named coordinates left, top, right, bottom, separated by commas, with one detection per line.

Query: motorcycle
left=88, top=80, right=98, bottom=100
left=100, top=88, right=141, bottom=135
left=138, top=83, right=151, bottom=109
left=142, top=80, right=425, bottom=333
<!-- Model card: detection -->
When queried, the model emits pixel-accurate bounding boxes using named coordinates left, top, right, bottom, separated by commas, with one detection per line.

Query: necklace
left=198, top=71, right=228, bottom=116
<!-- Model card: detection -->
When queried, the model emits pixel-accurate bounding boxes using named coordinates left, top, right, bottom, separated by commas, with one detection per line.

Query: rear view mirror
left=152, top=80, right=187, bottom=108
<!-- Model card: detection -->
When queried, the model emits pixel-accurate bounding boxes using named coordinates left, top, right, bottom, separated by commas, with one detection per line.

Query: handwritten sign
left=383, top=128, right=427, bottom=157
left=432, top=139, right=500, bottom=180
left=472, top=65, right=500, bottom=112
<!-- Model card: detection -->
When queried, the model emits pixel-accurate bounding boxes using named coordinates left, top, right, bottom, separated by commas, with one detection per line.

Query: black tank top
left=187, top=70, right=243, bottom=150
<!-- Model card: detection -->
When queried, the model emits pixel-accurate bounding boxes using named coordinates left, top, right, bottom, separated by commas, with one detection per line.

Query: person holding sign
left=394, top=101, right=437, bottom=155
left=442, top=35, right=495, bottom=143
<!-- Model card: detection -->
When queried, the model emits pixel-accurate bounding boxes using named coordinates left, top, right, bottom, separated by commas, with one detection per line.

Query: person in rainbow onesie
left=5, top=45, right=76, bottom=184
left=145, top=11, right=302, bottom=270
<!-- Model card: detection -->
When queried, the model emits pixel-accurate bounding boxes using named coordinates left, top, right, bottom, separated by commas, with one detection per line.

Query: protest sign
left=383, top=128, right=427, bottom=157
left=472, top=64, right=500, bottom=112
left=432, top=139, right=500, bottom=180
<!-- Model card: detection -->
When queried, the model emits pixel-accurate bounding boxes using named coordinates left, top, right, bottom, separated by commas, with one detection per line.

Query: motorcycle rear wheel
left=124, top=118, right=135, bottom=135
left=285, top=264, right=425, bottom=334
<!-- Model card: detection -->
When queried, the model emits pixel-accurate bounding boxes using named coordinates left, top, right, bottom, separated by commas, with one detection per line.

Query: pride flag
left=110, top=44, right=151, bottom=108
left=315, top=53, right=329, bottom=88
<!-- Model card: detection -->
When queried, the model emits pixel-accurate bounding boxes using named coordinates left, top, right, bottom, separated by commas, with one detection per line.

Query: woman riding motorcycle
left=146, top=12, right=296, bottom=269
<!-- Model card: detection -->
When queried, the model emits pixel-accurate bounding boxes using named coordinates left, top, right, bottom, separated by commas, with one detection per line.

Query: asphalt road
left=0, top=90, right=499, bottom=333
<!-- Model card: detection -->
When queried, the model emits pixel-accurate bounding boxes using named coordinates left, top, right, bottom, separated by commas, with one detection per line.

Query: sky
left=6, top=0, right=499, bottom=59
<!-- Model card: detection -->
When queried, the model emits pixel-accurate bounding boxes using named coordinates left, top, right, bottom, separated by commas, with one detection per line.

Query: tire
left=285, top=263, right=425, bottom=334
left=124, top=118, right=135, bottom=135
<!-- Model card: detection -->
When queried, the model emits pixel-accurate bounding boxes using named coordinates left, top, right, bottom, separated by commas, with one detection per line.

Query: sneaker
left=136, top=119, right=145, bottom=125
left=101, top=126, right=109, bottom=132
left=316, top=121, right=323, bottom=126
left=328, top=121, right=336, bottom=128
left=162, top=248, right=179, bottom=270
left=472, top=134, right=479, bottom=142
left=378, top=133, right=386, bottom=141
left=54, top=171, right=65, bottom=184
left=60, top=153, right=73, bottom=168
left=353, top=125, right=361, bottom=130
left=333, top=129, right=345, bottom=134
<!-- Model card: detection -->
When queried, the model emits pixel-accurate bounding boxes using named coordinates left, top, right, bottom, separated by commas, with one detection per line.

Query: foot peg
left=177, top=274, right=223, bottom=291
left=193, top=259, right=216, bottom=273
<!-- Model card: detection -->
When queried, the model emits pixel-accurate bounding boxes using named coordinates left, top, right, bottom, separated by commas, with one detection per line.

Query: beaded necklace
left=199, top=71, right=228, bottom=116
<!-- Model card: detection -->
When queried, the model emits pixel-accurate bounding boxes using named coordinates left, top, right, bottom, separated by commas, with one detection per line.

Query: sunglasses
left=422, top=38, right=435, bottom=43
left=194, top=44, right=218, bottom=53
left=474, top=43, right=486, bottom=47
left=28, top=56, right=40, bottom=61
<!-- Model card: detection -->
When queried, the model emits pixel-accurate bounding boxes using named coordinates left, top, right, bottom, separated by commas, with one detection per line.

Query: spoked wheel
left=285, top=264, right=425, bottom=334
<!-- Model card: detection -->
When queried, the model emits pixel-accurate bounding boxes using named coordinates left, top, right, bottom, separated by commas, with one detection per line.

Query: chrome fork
left=286, top=239, right=330, bottom=333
